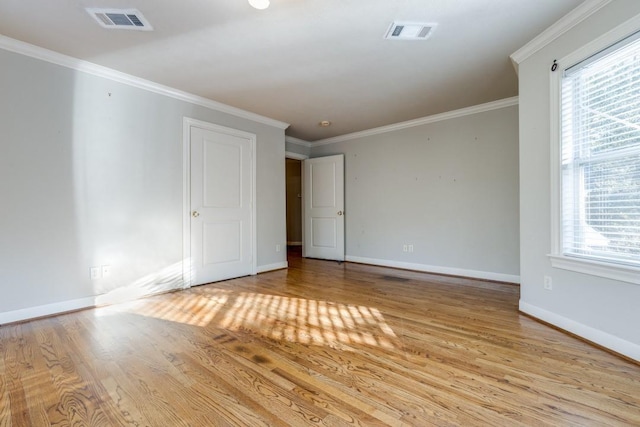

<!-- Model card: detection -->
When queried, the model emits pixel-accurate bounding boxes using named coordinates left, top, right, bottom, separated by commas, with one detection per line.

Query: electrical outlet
left=403, top=245, right=408, bottom=252
left=408, top=245, right=414, bottom=253
left=544, top=276, right=553, bottom=290
left=276, top=244, right=281, bottom=252
left=101, top=265, right=111, bottom=278
left=90, top=267, right=101, bottom=280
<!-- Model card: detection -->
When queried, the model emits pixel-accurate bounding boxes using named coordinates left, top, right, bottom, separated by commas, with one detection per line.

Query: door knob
left=192, top=211, right=200, bottom=217
left=337, top=211, right=343, bottom=216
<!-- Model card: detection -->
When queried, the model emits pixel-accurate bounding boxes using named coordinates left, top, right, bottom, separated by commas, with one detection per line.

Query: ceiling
left=0, top=0, right=584, bottom=141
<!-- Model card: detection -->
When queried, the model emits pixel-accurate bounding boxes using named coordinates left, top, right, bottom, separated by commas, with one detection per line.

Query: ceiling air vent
left=86, top=8, right=153, bottom=31
left=385, top=22, right=436, bottom=40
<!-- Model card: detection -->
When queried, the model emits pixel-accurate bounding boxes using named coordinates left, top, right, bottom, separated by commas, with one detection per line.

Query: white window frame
left=549, top=15, right=640, bottom=285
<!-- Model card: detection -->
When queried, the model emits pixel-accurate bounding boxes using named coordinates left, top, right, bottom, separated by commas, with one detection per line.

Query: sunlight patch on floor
left=217, top=291, right=397, bottom=349
left=106, top=287, right=397, bottom=349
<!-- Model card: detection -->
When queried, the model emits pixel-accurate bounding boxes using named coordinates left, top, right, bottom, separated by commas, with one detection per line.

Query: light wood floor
left=1, top=250, right=639, bottom=426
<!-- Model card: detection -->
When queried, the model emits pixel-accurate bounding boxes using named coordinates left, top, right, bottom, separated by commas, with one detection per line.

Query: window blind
left=561, top=33, right=640, bottom=267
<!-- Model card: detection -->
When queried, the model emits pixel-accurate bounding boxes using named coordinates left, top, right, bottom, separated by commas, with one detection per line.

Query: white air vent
left=86, top=8, right=153, bottom=31
left=385, top=22, right=436, bottom=40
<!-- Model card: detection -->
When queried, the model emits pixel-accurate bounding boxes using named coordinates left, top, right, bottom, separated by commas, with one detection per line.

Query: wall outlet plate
left=102, top=265, right=111, bottom=277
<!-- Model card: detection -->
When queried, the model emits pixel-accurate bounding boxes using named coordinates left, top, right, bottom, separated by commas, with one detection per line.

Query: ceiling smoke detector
left=384, top=22, right=436, bottom=40
left=86, top=8, right=153, bottom=31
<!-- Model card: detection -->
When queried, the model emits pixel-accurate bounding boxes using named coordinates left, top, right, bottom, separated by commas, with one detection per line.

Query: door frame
left=182, top=117, right=257, bottom=288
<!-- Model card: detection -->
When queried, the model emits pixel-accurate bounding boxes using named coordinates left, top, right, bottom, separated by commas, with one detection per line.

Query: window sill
left=548, top=254, right=640, bottom=285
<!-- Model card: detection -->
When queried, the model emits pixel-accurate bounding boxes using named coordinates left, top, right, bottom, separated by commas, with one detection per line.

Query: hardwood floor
left=1, top=250, right=639, bottom=426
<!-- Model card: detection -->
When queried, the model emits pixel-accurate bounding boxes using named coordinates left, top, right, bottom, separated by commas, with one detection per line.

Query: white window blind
left=561, top=33, right=640, bottom=268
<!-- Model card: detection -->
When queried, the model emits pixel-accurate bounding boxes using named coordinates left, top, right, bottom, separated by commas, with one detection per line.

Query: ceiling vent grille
left=385, top=22, right=436, bottom=40
left=86, top=8, right=153, bottom=31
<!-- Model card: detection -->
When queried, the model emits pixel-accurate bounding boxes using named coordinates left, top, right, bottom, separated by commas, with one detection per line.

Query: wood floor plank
left=0, top=249, right=639, bottom=426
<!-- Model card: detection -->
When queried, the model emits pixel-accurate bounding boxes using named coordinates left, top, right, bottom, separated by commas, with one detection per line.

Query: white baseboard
left=0, top=296, right=97, bottom=325
left=287, top=241, right=302, bottom=246
left=0, top=278, right=185, bottom=325
left=345, top=255, right=520, bottom=283
left=257, top=261, right=288, bottom=274
left=519, top=301, right=640, bottom=362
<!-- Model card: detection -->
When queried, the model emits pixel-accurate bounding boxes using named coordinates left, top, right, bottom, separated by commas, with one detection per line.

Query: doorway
left=285, top=157, right=303, bottom=260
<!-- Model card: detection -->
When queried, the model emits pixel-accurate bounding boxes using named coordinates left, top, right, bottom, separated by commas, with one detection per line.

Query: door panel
left=189, top=124, right=253, bottom=285
left=203, top=221, right=241, bottom=264
left=204, top=142, right=241, bottom=208
left=311, top=162, right=336, bottom=207
left=304, top=155, right=344, bottom=261
left=311, top=218, right=337, bottom=248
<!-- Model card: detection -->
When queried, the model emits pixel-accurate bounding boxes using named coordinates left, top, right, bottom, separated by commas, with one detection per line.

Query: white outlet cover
left=102, top=265, right=111, bottom=277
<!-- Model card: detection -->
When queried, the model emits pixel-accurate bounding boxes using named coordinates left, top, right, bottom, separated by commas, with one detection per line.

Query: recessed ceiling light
left=319, top=120, right=331, bottom=127
left=248, top=0, right=270, bottom=10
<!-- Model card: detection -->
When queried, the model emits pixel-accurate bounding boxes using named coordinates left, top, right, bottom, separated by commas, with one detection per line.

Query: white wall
left=310, top=104, right=520, bottom=282
left=516, top=0, right=640, bottom=360
left=0, top=46, right=287, bottom=322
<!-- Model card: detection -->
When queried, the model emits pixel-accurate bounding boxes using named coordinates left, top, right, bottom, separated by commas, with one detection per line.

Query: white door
left=188, top=122, right=255, bottom=286
left=303, top=154, right=345, bottom=261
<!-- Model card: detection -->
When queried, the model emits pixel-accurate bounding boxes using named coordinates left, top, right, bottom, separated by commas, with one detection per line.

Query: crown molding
left=310, top=97, right=519, bottom=147
left=0, top=35, right=290, bottom=130
left=285, top=136, right=312, bottom=148
left=510, top=0, right=612, bottom=69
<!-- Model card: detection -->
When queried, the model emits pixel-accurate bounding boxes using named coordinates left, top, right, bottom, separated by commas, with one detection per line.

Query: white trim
left=549, top=255, right=640, bottom=285
left=550, top=55, right=562, bottom=258
left=552, top=12, right=640, bottom=75
left=257, top=262, right=288, bottom=273
left=0, top=278, right=186, bottom=325
left=519, top=301, right=640, bottom=362
left=345, top=256, right=520, bottom=284
left=182, top=117, right=258, bottom=285
left=285, top=151, right=308, bottom=160
left=287, top=241, right=303, bottom=246
left=510, top=0, right=613, bottom=69
left=285, top=136, right=312, bottom=148
left=182, top=120, right=193, bottom=288
left=0, top=35, right=289, bottom=130
left=311, top=97, right=518, bottom=147
left=0, top=296, right=97, bottom=325
left=548, top=13, right=640, bottom=285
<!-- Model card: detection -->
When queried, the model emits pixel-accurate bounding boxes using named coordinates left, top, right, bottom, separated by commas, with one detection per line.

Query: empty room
left=1, top=0, right=639, bottom=425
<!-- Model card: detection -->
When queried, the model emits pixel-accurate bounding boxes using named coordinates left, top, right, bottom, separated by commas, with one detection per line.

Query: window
left=552, top=31, right=640, bottom=282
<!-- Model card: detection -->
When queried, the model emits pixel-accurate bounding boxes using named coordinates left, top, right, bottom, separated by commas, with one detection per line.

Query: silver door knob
left=192, top=211, right=200, bottom=217
left=337, top=211, right=343, bottom=216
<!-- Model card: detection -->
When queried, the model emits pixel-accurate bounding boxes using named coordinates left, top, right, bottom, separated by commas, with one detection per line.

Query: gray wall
left=0, top=48, right=286, bottom=317
left=518, top=0, right=640, bottom=358
left=285, top=139, right=311, bottom=157
left=311, top=105, right=520, bottom=281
